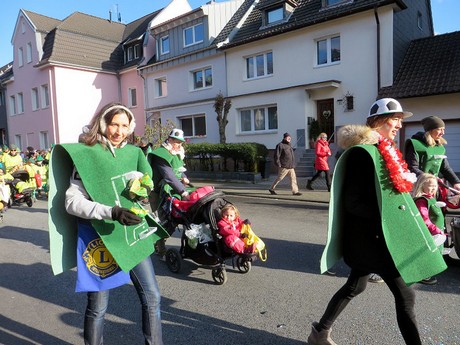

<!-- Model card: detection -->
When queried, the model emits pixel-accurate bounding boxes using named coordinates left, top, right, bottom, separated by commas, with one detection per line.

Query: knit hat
left=421, top=116, right=445, bottom=132
left=283, top=132, right=291, bottom=138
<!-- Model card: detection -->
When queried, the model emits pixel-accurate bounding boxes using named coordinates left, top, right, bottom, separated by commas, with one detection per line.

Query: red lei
left=377, top=136, right=416, bottom=193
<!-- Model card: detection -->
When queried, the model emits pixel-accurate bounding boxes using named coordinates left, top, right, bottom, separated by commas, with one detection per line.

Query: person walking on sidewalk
left=307, top=133, right=332, bottom=192
left=269, top=133, right=302, bottom=196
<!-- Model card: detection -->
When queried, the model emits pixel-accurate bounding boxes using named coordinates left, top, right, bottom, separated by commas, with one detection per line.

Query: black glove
left=243, top=219, right=251, bottom=225
left=240, top=233, right=249, bottom=239
left=112, top=206, right=142, bottom=226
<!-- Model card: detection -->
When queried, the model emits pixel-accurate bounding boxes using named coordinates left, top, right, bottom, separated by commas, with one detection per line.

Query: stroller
left=158, top=186, right=260, bottom=285
left=8, top=170, right=34, bottom=207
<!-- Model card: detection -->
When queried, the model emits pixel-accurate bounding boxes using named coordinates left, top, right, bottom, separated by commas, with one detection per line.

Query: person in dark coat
left=307, top=98, right=446, bottom=345
left=404, top=115, right=460, bottom=191
left=268, top=133, right=302, bottom=196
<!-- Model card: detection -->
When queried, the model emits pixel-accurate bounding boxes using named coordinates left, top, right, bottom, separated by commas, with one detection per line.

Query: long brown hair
left=79, top=102, right=136, bottom=146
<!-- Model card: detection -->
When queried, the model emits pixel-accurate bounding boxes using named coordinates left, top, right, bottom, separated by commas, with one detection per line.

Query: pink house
left=6, top=9, right=161, bottom=150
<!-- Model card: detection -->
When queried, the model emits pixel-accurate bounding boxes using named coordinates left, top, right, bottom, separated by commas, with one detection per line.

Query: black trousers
left=318, top=269, right=421, bottom=345
left=310, top=170, right=330, bottom=186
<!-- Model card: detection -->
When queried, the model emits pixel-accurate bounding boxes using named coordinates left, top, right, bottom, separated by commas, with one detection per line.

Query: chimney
left=109, top=10, right=112, bottom=23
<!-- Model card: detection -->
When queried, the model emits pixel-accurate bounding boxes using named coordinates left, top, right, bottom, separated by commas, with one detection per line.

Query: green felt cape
left=48, top=143, right=169, bottom=275
left=320, top=145, right=446, bottom=284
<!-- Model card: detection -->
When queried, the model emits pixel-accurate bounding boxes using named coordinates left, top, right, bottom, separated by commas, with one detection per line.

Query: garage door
left=403, top=121, right=460, bottom=175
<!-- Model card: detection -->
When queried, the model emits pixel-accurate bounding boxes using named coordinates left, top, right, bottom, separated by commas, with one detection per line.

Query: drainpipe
left=374, top=5, right=381, bottom=91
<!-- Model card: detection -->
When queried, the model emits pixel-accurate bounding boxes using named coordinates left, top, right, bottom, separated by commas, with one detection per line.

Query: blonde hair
left=424, top=131, right=447, bottom=147
left=220, top=204, right=240, bottom=219
left=412, top=173, right=438, bottom=198
left=317, top=132, right=327, bottom=140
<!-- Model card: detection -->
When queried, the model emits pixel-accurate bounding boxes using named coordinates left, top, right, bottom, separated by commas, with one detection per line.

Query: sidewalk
left=192, top=174, right=330, bottom=204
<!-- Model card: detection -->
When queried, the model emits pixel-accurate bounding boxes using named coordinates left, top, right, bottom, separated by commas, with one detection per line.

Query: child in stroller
left=7, top=170, right=34, bottom=207
left=160, top=185, right=263, bottom=285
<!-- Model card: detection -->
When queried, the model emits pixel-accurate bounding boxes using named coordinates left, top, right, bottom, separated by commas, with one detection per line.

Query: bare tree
left=214, top=92, right=232, bottom=144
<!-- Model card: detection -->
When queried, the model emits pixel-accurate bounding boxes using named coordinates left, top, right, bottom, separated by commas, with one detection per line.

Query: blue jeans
left=84, top=257, right=163, bottom=345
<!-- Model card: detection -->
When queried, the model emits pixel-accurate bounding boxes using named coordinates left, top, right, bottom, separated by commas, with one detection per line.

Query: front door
left=316, top=99, right=335, bottom=143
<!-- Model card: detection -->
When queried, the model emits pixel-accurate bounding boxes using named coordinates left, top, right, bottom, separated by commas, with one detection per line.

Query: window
left=31, top=88, right=39, bottom=110
left=15, top=135, right=22, bottom=151
left=17, top=93, right=24, bottom=114
left=128, top=88, right=137, bottom=107
left=417, top=11, right=423, bottom=30
left=160, top=36, right=170, bottom=54
left=183, top=23, right=204, bottom=47
left=134, top=44, right=141, bottom=59
left=180, top=115, right=206, bottom=137
left=192, top=67, right=212, bottom=90
left=126, top=46, right=134, bottom=62
left=267, top=6, right=284, bottom=24
left=155, top=77, right=167, bottom=97
left=246, top=52, right=273, bottom=79
left=18, top=47, right=24, bottom=67
left=40, top=131, right=49, bottom=149
left=9, top=95, right=17, bottom=115
left=0, top=90, right=3, bottom=106
left=239, top=106, right=278, bottom=133
left=323, top=0, right=350, bottom=7
left=41, top=84, right=50, bottom=108
left=26, top=42, right=32, bottom=63
left=316, top=35, right=340, bottom=65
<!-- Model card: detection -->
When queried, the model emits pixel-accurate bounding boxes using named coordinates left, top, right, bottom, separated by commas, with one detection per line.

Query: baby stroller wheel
left=211, top=267, right=227, bottom=285
left=165, top=248, right=182, bottom=273
left=236, top=256, right=252, bottom=273
left=26, top=198, right=33, bottom=207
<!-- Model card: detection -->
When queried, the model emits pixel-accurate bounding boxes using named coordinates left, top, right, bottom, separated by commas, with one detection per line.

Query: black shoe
left=306, top=179, right=314, bottom=190
left=293, top=192, right=302, bottom=196
left=269, top=189, right=277, bottom=195
left=419, top=277, right=438, bottom=285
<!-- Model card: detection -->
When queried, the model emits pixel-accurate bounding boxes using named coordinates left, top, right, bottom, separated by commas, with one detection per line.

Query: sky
left=0, top=0, right=458, bottom=67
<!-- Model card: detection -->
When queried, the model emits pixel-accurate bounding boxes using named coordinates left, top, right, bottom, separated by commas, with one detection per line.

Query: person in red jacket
left=217, top=204, right=255, bottom=254
left=307, top=133, right=332, bottom=191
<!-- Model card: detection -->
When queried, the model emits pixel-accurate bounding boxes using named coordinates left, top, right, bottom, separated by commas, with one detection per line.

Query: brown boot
left=307, top=322, right=337, bottom=345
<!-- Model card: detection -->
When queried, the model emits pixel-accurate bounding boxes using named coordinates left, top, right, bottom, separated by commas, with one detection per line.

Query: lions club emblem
left=82, top=238, right=120, bottom=277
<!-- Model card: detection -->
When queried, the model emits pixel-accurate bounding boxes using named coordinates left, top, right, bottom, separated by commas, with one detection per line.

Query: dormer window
left=261, top=0, right=297, bottom=27
left=124, top=43, right=141, bottom=63
left=322, top=0, right=353, bottom=8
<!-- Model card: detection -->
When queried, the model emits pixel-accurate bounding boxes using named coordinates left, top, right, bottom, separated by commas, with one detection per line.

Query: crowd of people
left=0, top=144, right=51, bottom=221
left=3, top=96, right=457, bottom=344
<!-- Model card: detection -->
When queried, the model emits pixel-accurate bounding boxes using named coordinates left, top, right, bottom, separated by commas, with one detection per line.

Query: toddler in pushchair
left=8, top=170, right=34, bottom=207
left=158, top=185, right=265, bottom=285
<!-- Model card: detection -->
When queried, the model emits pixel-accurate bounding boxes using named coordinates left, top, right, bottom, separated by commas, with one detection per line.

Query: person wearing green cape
left=307, top=98, right=446, bottom=345
left=48, top=103, right=166, bottom=345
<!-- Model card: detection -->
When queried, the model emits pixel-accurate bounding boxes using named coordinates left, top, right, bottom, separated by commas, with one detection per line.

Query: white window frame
left=26, top=42, right=32, bottom=63
left=134, top=44, right=141, bottom=59
left=179, top=114, right=207, bottom=137
left=160, top=36, right=170, bottom=55
left=9, top=95, right=17, bottom=115
left=18, top=47, right=24, bottom=67
left=41, top=84, right=50, bottom=108
left=31, top=88, right=39, bottom=110
left=126, top=46, right=134, bottom=62
left=155, top=77, right=167, bottom=98
left=128, top=88, right=137, bottom=107
left=15, top=135, right=22, bottom=151
left=315, top=35, right=341, bottom=66
left=17, top=93, right=24, bottom=114
left=39, top=131, right=49, bottom=150
left=239, top=105, right=278, bottom=133
left=245, top=51, right=273, bottom=80
left=191, top=67, right=212, bottom=90
left=183, top=23, right=204, bottom=47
